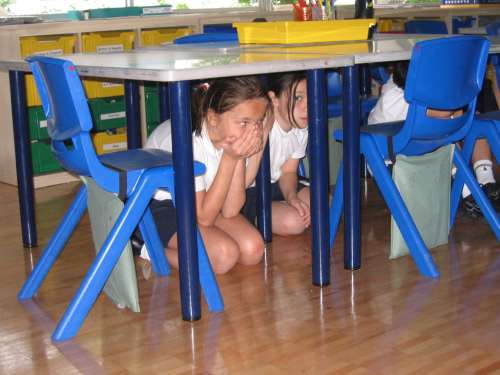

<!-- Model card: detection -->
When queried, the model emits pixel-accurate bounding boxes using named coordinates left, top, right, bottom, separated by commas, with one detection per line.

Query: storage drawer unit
left=31, top=140, right=63, bottom=174
left=141, top=27, right=192, bottom=46
left=92, top=130, right=128, bottom=155
left=20, top=35, right=76, bottom=107
left=81, top=31, right=135, bottom=98
left=88, top=96, right=127, bottom=131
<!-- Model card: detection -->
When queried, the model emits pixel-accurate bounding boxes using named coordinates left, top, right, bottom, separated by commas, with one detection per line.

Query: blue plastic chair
left=404, top=20, right=448, bottom=34
left=329, top=36, right=494, bottom=278
left=450, top=23, right=500, bottom=229
left=327, top=70, right=380, bottom=119
left=173, top=31, right=238, bottom=45
left=17, top=56, right=223, bottom=341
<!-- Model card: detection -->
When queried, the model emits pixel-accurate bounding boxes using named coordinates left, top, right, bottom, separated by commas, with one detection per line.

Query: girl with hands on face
left=138, top=76, right=270, bottom=274
left=242, top=72, right=311, bottom=236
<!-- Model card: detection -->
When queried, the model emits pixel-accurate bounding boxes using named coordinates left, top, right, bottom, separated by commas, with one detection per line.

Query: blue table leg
left=342, top=65, right=361, bottom=270
left=10, top=70, right=37, bottom=248
left=124, top=80, right=142, bottom=149
left=158, top=83, right=170, bottom=122
left=256, top=142, right=272, bottom=243
left=307, top=69, right=330, bottom=286
left=169, top=80, right=201, bottom=322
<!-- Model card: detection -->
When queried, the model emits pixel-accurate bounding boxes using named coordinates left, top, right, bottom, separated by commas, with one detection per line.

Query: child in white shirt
left=141, top=76, right=270, bottom=274
left=243, top=72, right=311, bottom=235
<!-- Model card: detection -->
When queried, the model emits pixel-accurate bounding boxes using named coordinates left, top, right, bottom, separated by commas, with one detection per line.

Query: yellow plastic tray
left=141, top=27, right=192, bottom=46
left=20, top=35, right=77, bottom=107
left=234, top=19, right=376, bottom=45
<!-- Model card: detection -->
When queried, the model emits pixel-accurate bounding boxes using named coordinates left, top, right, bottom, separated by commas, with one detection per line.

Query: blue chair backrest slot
left=397, top=36, right=489, bottom=155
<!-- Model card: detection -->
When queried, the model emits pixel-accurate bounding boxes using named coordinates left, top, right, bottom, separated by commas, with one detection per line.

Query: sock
left=473, top=160, right=496, bottom=186
left=462, top=184, right=471, bottom=198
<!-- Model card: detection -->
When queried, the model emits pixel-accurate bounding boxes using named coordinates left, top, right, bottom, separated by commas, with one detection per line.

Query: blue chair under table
left=404, top=19, right=448, bottom=34
left=17, top=56, right=223, bottom=341
left=450, top=22, right=500, bottom=228
left=329, top=36, right=495, bottom=278
left=327, top=69, right=385, bottom=120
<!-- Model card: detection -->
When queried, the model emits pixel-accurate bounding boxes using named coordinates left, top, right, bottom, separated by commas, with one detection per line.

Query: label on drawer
left=33, top=49, right=63, bottom=57
left=103, top=142, right=127, bottom=152
left=96, top=44, right=124, bottom=54
left=142, top=6, right=172, bottom=14
left=100, top=111, right=126, bottom=120
left=101, top=82, right=122, bottom=88
left=39, top=120, right=47, bottom=128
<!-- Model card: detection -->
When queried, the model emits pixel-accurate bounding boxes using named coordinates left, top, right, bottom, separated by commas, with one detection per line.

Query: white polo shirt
left=268, top=120, right=308, bottom=183
left=146, top=120, right=223, bottom=200
left=367, top=76, right=409, bottom=125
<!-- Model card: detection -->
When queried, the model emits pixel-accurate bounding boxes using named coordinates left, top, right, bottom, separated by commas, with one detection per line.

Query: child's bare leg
left=215, top=214, right=265, bottom=266
left=166, top=225, right=240, bottom=274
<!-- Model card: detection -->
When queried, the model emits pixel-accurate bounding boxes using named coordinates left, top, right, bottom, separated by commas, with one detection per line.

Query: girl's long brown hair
left=191, top=76, right=269, bottom=135
left=267, top=71, right=307, bottom=128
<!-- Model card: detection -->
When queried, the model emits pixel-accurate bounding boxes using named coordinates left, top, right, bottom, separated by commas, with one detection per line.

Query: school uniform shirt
left=268, top=119, right=309, bottom=183
left=367, top=75, right=409, bottom=125
left=146, top=119, right=223, bottom=201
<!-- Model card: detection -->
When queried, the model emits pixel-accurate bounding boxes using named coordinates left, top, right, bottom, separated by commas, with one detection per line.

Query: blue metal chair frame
left=17, top=56, right=223, bottom=342
left=329, top=36, right=493, bottom=278
left=450, top=22, right=500, bottom=233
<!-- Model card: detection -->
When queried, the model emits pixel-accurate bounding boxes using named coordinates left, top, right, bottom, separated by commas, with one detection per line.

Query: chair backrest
left=404, top=20, right=448, bottom=35
left=27, top=56, right=116, bottom=185
left=486, top=22, right=500, bottom=37
left=327, top=71, right=342, bottom=98
left=394, top=36, right=489, bottom=155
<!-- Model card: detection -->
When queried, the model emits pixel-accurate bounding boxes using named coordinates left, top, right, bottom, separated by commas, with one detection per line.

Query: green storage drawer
left=28, top=106, right=49, bottom=141
left=145, top=90, right=160, bottom=136
left=31, top=140, right=63, bottom=174
left=88, top=96, right=126, bottom=131
left=144, top=82, right=159, bottom=94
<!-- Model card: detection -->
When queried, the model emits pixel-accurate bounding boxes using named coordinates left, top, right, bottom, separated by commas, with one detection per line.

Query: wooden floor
left=1, top=179, right=500, bottom=375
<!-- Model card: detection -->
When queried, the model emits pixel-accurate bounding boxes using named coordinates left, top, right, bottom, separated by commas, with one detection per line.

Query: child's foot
left=460, top=183, right=500, bottom=219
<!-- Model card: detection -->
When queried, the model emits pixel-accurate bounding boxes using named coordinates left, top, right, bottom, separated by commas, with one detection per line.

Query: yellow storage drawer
left=141, top=27, right=192, bottom=46
left=92, top=131, right=128, bottom=155
left=82, top=31, right=135, bottom=99
left=20, top=35, right=76, bottom=107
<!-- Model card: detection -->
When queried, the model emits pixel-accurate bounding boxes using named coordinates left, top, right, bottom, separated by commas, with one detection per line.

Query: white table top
left=0, top=47, right=353, bottom=82
left=2, top=35, right=498, bottom=81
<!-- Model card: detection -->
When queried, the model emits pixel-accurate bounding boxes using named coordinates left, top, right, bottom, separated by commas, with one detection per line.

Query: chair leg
left=18, top=186, right=88, bottom=300
left=52, top=191, right=149, bottom=342
left=450, top=136, right=476, bottom=226
left=362, top=138, right=439, bottom=278
left=170, top=188, right=223, bottom=312
left=197, top=230, right=224, bottom=312
left=329, top=164, right=344, bottom=250
left=453, top=150, right=500, bottom=240
left=139, top=207, right=170, bottom=276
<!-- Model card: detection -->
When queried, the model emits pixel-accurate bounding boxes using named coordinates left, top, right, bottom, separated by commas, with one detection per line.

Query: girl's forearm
left=279, top=172, right=299, bottom=202
left=222, top=159, right=246, bottom=217
left=197, top=153, right=238, bottom=226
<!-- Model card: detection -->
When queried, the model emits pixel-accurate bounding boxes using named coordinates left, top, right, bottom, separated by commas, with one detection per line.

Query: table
left=5, top=35, right=499, bottom=321
left=0, top=47, right=353, bottom=322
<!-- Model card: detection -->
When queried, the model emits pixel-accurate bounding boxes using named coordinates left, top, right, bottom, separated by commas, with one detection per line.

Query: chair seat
left=100, top=148, right=206, bottom=176
left=334, top=121, right=404, bottom=142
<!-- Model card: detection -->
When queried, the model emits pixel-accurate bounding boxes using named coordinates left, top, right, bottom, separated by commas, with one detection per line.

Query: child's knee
left=210, top=239, right=239, bottom=274
left=238, top=232, right=265, bottom=266
left=278, top=215, right=307, bottom=236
